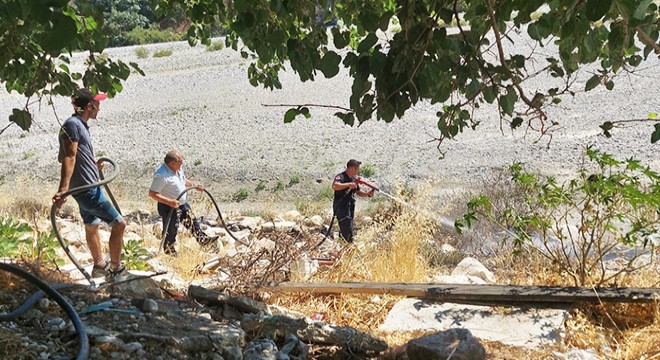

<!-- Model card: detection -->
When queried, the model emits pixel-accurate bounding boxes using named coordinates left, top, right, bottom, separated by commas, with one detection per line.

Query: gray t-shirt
left=58, top=115, right=99, bottom=189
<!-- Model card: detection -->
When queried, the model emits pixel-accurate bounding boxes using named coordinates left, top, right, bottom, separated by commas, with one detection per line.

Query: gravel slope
left=1, top=34, right=658, bottom=204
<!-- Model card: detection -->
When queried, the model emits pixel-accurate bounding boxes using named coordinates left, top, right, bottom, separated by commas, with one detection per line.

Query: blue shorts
left=72, top=187, right=123, bottom=226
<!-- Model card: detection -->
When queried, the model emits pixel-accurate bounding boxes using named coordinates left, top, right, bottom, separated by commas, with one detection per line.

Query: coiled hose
left=0, top=263, right=89, bottom=360
left=160, top=187, right=248, bottom=252
left=50, top=157, right=120, bottom=288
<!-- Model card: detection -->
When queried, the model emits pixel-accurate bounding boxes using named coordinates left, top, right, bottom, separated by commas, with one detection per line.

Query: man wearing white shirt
left=148, top=150, right=217, bottom=255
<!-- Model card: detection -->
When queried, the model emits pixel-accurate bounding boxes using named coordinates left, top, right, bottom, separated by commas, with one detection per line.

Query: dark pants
left=158, top=202, right=209, bottom=250
left=334, top=201, right=355, bottom=243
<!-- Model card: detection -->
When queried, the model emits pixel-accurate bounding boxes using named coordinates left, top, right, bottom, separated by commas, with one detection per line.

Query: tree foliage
left=457, top=148, right=660, bottom=286
left=0, top=0, right=143, bottom=134
left=0, top=0, right=658, bottom=143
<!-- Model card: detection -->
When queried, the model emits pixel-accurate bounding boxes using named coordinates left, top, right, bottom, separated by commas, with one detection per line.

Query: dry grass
left=154, top=233, right=214, bottom=282
left=272, top=186, right=436, bottom=331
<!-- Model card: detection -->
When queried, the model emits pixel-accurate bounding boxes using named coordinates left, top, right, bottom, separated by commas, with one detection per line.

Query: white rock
left=305, top=215, right=324, bottom=227
left=380, top=298, right=568, bottom=349
left=552, top=348, right=601, bottom=360
left=289, top=254, right=319, bottom=281
left=451, top=257, right=496, bottom=283
left=440, top=243, right=456, bottom=253
left=282, top=210, right=302, bottom=221
left=238, top=216, right=263, bottom=230
left=432, top=274, right=486, bottom=285
left=361, top=216, right=373, bottom=224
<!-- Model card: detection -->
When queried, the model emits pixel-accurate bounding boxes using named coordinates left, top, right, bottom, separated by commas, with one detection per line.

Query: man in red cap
left=53, top=88, right=126, bottom=278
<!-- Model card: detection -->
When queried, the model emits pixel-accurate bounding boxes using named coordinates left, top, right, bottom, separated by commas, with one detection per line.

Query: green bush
left=153, top=49, right=173, bottom=58
left=233, top=188, right=250, bottom=202
left=273, top=180, right=285, bottom=192
left=135, top=47, right=149, bottom=58
left=206, top=40, right=224, bottom=52
left=193, top=159, right=202, bottom=166
left=126, top=27, right=182, bottom=45
left=288, top=175, right=301, bottom=187
left=255, top=180, right=267, bottom=192
left=359, top=163, right=377, bottom=178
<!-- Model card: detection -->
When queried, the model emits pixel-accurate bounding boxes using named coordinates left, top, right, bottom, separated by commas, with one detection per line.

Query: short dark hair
left=347, top=159, right=361, bottom=168
left=72, top=88, right=107, bottom=109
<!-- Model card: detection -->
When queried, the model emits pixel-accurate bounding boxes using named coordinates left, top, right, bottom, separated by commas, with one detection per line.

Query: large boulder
left=450, top=257, right=496, bottom=283
left=405, top=329, right=485, bottom=360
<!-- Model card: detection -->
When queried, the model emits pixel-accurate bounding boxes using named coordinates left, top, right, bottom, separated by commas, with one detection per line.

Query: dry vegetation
left=1, top=177, right=659, bottom=359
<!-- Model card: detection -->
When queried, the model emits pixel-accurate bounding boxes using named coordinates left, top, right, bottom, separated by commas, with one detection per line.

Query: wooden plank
left=261, top=282, right=660, bottom=305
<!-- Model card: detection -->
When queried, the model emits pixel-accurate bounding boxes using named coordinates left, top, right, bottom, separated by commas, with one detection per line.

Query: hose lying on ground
left=160, top=187, right=249, bottom=252
left=0, top=262, right=89, bottom=360
left=50, top=157, right=121, bottom=288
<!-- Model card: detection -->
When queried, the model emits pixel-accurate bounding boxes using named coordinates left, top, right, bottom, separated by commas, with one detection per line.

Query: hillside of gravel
left=0, top=33, right=658, bottom=206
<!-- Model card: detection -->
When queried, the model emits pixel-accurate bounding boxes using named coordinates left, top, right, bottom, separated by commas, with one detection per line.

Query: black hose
left=159, top=187, right=248, bottom=252
left=0, top=263, right=89, bottom=360
left=50, top=157, right=120, bottom=288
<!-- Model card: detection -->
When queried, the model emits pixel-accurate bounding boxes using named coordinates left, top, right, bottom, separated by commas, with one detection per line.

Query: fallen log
left=261, top=282, right=660, bottom=306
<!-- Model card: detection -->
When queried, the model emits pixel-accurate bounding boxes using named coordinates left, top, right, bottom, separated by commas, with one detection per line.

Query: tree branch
left=261, top=103, right=353, bottom=112
left=636, top=26, right=660, bottom=54
left=0, top=123, right=13, bottom=136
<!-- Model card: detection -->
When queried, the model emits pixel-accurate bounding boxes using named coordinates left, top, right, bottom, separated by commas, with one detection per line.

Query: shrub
left=0, top=217, right=65, bottom=266
left=255, top=180, right=267, bottom=192
left=288, top=175, right=301, bottom=187
left=458, top=148, right=660, bottom=286
left=233, top=188, right=250, bottom=202
left=135, top=47, right=149, bottom=58
left=206, top=40, right=224, bottom=51
left=193, top=159, right=202, bottom=166
left=273, top=181, right=285, bottom=192
left=126, top=27, right=182, bottom=45
left=122, top=239, right=151, bottom=271
left=153, top=49, right=173, bottom=58
left=359, top=163, right=376, bottom=178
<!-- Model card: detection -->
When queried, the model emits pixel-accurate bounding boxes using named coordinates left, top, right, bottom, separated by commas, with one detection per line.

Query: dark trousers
left=334, top=201, right=355, bottom=243
left=158, top=202, right=207, bottom=249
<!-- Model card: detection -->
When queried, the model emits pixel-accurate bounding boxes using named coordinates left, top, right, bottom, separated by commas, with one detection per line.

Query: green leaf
left=332, top=28, right=350, bottom=48
left=585, top=75, right=601, bottom=91
left=319, top=51, right=341, bottom=78
left=652, top=124, right=660, bottom=143
left=585, top=0, right=612, bottom=21
left=648, top=113, right=658, bottom=120
left=9, top=108, right=32, bottom=131
left=511, top=117, right=524, bottom=129
left=633, top=0, right=654, bottom=20
left=600, top=121, right=613, bottom=131
left=41, top=14, right=77, bottom=53
left=499, top=88, right=517, bottom=116
left=357, top=33, right=378, bottom=53
left=284, top=108, right=297, bottom=123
